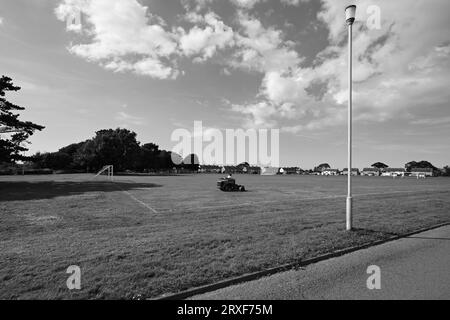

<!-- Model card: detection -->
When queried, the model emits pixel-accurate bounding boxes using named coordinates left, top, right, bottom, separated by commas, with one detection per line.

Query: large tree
left=405, top=160, right=437, bottom=172
left=0, top=76, right=44, bottom=162
left=443, top=166, right=450, bottom=177
left=59, top=141, right=88, bottom=158
left=183, top=153, right=200, bottom=172
left=73, top=128, right=141, bottom=172
left=371, top=162, right=389, bottom=169
left=314, top=163, right=331, bottom=172
left=159, top=150, right=178, bottom=171
left=138, top=143, right=160, bottom=171
left=33, top=151, right=72, bottom=170
left=73, top=140, right=98, bottom=172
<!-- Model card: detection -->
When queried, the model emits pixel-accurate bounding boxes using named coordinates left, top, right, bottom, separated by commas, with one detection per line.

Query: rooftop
left=384, top=168, right=405, bottom=172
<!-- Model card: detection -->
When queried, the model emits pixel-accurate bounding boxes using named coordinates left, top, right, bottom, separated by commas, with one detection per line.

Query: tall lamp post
left=345, top=5, right=356, bottom=231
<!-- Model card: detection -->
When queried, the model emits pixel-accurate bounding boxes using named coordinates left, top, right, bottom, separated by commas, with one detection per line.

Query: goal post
left=94, top=165, right=114, bottom=181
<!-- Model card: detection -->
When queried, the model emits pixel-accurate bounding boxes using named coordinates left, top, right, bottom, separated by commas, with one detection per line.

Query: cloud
left=182, top=0, right=216, bottom=12
left=231, top=12, right=300, bottom=72
left=230, top=0, right=450, bottom=131
left=179, top=12, right=235, bottom=62
left=230, top=0, right=263, bottom=9
left=55, top=0, right=236, bottom=76
left=55, top=0, right=179, bottom=79
left=411, top=116, right=450, bottom=126
left=55, top=0, right=450, bottom=132
left=231, top=101, right=278, bottom=128
left=280, top=0, right=310, bottom=6
left=221, top=68, right=232, bottom=76
left=115, top=111, right=145, bottom=126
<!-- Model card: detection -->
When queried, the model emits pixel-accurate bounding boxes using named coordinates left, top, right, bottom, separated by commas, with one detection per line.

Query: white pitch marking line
left=121, top=189, right=158, bottom=214
left=113, top=182, right=158, bottom=214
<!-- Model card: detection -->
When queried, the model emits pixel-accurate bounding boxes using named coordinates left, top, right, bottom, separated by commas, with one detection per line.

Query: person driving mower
left=217, top=174, right=246, bottom=192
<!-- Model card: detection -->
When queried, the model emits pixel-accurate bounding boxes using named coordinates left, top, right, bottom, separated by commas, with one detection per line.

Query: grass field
left=1, top=173, right=449, bottom=299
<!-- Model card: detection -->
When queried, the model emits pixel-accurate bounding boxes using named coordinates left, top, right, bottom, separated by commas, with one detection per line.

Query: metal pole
left=346, top=23, right=353, bottom=231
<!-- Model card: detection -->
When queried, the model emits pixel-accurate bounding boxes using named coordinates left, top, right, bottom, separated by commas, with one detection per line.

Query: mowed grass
left=0, top=174, right=449, bottom=299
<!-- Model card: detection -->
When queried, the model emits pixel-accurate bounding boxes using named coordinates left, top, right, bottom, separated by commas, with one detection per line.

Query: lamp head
left=345, top=5, right=356, bottom=25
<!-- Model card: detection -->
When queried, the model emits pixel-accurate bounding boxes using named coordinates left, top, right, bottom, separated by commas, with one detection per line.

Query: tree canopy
left=443, top=166, right=450, bottom=176
left=314, top=163, right=331, bottom=171
left=371, top=162, right=389, bottom=169
left=0, top=76, right=44, bottom=163
left=182, top=154, right=200, bottom=172
left=405, top=160, right=437, bottom=171
left=31, top=128, right=188, bottom=173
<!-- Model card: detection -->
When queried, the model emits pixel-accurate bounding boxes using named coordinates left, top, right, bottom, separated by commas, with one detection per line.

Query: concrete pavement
left=191, top=225, right=450, bottom=300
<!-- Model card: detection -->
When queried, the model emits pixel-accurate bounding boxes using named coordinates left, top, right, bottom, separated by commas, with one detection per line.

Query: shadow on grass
left=0, top=181, right=162, bottom=202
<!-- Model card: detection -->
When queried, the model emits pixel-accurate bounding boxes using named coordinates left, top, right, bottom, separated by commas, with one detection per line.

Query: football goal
left=94, top=165, right=114, bottom=181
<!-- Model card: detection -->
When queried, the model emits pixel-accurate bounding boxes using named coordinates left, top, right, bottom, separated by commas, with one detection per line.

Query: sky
left=0, top=0, right=449, bottom=169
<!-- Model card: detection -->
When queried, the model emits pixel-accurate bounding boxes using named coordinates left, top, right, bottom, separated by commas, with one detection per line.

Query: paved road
left=192, top=225, right=450, bottom=300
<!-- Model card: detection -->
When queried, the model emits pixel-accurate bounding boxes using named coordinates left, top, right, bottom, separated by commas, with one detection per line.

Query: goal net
left=94, top=165, right=114, bottom=181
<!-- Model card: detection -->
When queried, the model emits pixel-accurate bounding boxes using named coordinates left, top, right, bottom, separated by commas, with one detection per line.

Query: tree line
left=31, top=128, right=199, bottom=173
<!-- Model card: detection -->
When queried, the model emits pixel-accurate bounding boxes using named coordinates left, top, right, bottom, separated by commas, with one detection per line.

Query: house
left=410, top=167, right=436, bottom=178
left=381, top=168, right=405, bottom=177
left=341, top=168, right=360, bottom=176
left=361, top=168, right=380, bottom=176
left=261, top=167, right=279, bottom=175
left=321, top=169, right=340, bottom=176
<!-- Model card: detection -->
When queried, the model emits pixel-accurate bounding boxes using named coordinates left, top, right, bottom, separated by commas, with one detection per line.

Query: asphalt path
left=192, top=225, right=450, bottom=300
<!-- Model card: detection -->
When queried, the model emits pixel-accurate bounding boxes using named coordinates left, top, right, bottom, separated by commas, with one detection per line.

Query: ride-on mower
left=217, top=177, right=246, bottom=192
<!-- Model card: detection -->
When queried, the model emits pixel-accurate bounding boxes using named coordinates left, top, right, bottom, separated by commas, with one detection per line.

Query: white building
left=321, top=169, right=340, bottom=176
left=381, top=168, right=405, bottom=177
left=410, top=168, right=435, bottom=177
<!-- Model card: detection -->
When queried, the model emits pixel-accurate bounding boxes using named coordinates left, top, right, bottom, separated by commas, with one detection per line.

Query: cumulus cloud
left=179, top=12, right=235, bottom=62
left=316, top=0, right=450, bottom=124
left=231, top=12, right=300, bottom=72
left=280, top=0, right=310, bottom=6
left=182, top=0, right=216, bottom=12
left=55, top=0, right=450, bottom=132
left=231, top=0, right=450, bottom=132
left=230, top=0, right=263, bottom=9
left=231, top=101, right=278, bottom=128
left=55, top=0, right=238, bottom=76
left=55, top=0, right=179, bottom=79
